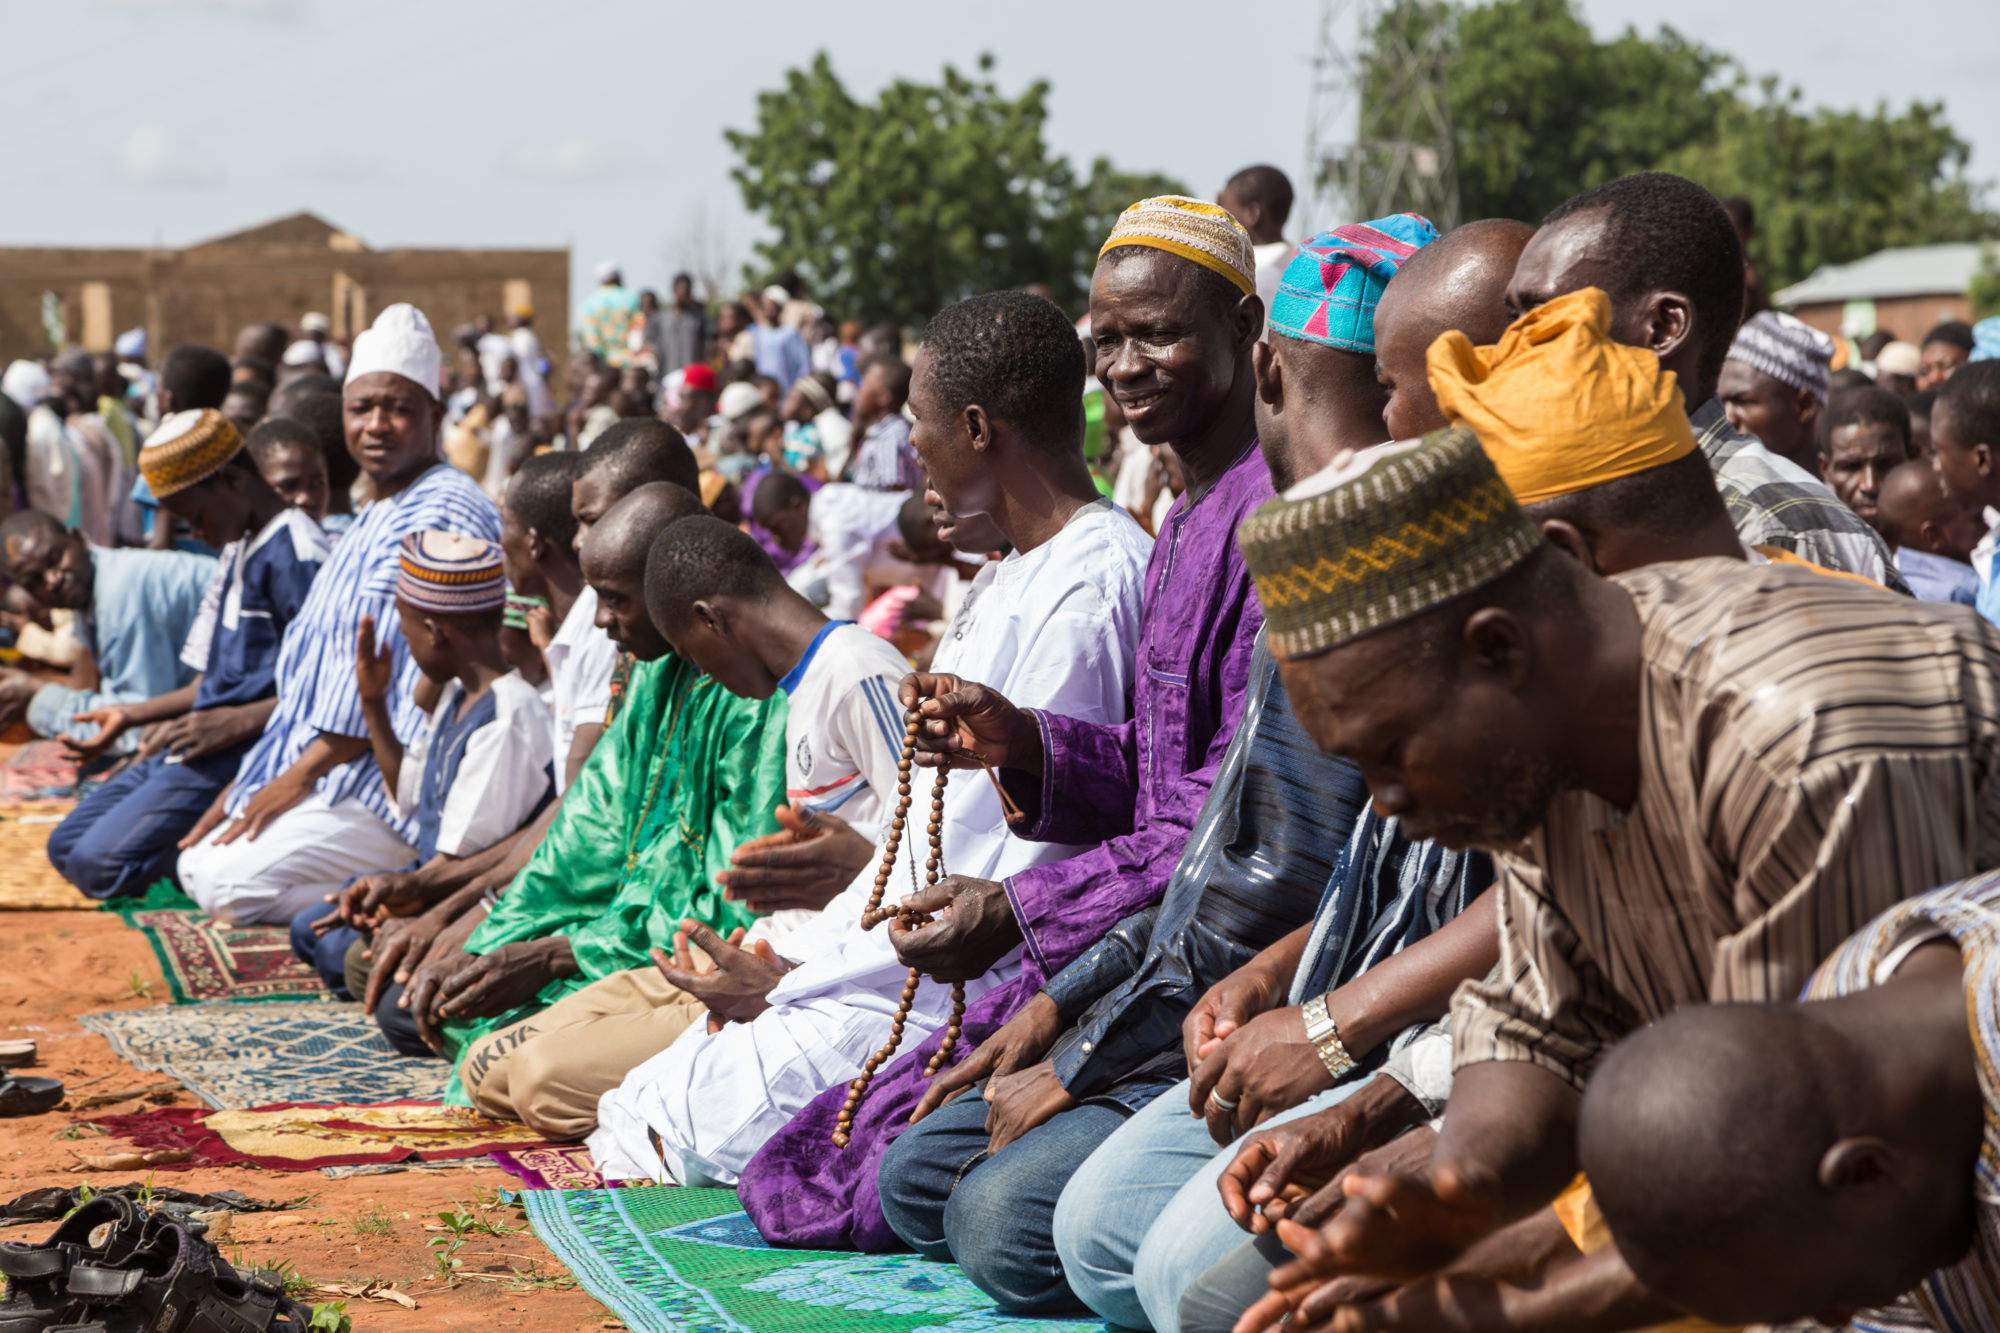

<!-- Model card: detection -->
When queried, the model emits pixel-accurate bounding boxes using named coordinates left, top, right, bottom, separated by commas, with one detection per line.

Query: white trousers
left=176, top=791, right=415, bottom=926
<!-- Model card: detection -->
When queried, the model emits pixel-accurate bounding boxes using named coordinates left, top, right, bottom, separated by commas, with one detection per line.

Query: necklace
left=623, top=670, right=697, bottom=872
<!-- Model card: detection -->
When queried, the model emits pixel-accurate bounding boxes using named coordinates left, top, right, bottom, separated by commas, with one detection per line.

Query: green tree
left=726, top=53, right=1184, bottom=328
left=1971, top=245, right=2000, bottom=319
left=1353, top=0, right=1994, bottom=288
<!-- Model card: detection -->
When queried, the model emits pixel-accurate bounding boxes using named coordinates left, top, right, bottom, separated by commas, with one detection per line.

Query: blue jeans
left=47, top=747, right=241, bottom=900
left=877, top=1084, right=1130, bottom=1314
left=288, top=900, right=362, bottom=998
left=373, top=982, right=443, bottom=1061
left=1050, top=1075, right=1371, bottom=1332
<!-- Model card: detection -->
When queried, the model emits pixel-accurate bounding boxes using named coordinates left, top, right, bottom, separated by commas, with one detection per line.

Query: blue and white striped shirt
left=225, top=464, right=501, bottom=839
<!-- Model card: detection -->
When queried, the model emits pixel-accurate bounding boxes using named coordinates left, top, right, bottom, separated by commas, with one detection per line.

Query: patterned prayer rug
left=524, top=1186, right=1109, bottom=1333
left=85, top=1101, right=554, bottom=1170
left=0, top=741, right=86, bottom=804
left=491, top=1145, right=640, bottom=1191
left=126, top=910, right=326, bottom=1003
left=78, top=1000, right=448, bottom=1109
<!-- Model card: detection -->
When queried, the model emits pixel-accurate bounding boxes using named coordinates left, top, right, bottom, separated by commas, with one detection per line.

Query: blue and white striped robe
left=225, top=463, right=501, bottom=841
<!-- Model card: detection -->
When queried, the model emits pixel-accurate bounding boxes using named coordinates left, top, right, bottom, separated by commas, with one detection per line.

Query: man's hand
left=396, top=910, right=490, bottom=1048
left=355, top=615, right=394, bottom=702
left=143, top=705, right=266, bottom=763
left=899, top=673, right=1041, bottom=775
left=61, top=705, right=130, bottom=763
left=888, top=875, right=1022, bottom=983
left=334, top=869, right=428, bottom=928
left=1190, top=1006, right=1335, bottom=1143
left=651, top=920, right=790, bottom=1025
left=1220, top=1103, right=1435, bottom=1234
left=1184, top=956, right=1289, bottom=1078
left=213, top=767, right=312, bottom=845
left=432, top=937, right=573, bottom=1022
left=524, top=603, right=558, bottom=652
left=912, top=991, right=1064, bottom=1122
left=178, top=784, right=233, bottom=850
left=363, top=913, right=443, bottom=1013
left=716, top=804, right=874, bottom=913
left=982, top=1060, right=1076, bottom=1154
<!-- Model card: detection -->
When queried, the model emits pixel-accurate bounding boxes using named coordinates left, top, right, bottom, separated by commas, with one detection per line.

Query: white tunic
left=541, top=587, right=619, bottom=795
left=588, top=499, right=1154, bottom=1185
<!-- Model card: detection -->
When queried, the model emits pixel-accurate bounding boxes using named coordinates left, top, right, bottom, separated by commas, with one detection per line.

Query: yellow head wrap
left=1099, top=196, right=1257, bottom=296
left=1426, top=287, right=1697, bottom=506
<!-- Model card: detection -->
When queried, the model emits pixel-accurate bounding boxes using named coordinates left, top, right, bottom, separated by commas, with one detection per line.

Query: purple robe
left=738, top=441, right=1272, bottom=1250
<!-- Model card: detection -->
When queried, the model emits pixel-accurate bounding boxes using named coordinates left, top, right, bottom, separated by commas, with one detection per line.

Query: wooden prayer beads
left=832, top=709, right=967, bottom=1149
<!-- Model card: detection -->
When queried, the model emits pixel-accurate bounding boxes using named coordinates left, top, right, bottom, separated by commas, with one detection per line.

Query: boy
left=47, top=409, right=328, bottom=899
left=757, top=471, right=916, bottom=621
left=1929, top=363, right=2000, bottom=625
left=244, top=417, right=331, bottom=523
left=292, top=532, right=554, bottom=994
left=1877, top=459, right=1984, bottom=605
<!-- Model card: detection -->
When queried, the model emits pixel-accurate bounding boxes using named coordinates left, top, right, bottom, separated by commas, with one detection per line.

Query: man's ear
left=1918, top=517, right=1945, bottom=552
left=693, top=598, right=726, bottom=638
left=964, top=403, right=993, bottom=456
left=1461, top=605, right=1533, bottom=688
left=1819, top=1137, right=1897, bottom=1195
left=1975, top=442, right=1995, bottom=480
left=1639, top=290, right=1694, bottom=363
left=1537, top=518, right=1600, bottom=575
left=1233, top=292, right=1266, bottom=354
left=1797, top=389, right=1821, bottom=431
left=1253, top=339, right=1283, bottom=409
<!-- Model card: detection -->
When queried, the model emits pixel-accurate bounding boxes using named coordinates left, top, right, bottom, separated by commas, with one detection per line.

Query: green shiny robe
left=440, top=651, right=787, bottom=1100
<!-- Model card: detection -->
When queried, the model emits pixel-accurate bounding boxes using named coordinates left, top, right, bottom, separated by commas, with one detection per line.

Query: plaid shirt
left=1691, top=397, right=1911, bottom=595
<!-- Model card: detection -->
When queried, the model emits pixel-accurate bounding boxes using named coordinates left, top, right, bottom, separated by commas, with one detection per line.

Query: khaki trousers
left=459, top=967, right=708, bottom=1142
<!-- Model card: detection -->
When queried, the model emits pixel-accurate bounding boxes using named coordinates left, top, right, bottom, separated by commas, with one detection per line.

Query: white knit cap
left=344, top=303, right=442, bottom=400
left=718, top=381, right=763, bottom=421
left=282, top=339, right=324, bottom=367
left=300, top=312, right=332, bottom=335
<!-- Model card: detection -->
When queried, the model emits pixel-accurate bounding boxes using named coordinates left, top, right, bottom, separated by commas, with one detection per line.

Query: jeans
left=47, top=748, right=241, bottom=900
left=1051, top=1075, right=1371, bottom=1332
left=1177, top=1232, right=1295, bottom=1333
left=877, top=1084, right=1130, bottom=1314
left=372, top=982, right=443, bottom=1061
left=288, top=900, right=362, bottom=998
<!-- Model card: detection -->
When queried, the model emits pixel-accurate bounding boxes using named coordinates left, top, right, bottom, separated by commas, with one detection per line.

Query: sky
left=5, top=0, right=1993, bottom=323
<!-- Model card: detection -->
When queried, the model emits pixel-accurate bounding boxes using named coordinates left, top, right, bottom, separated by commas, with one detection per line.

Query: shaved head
left=1374, top=219, right=1535, bottom=439
left=1876, top=458, right=1985, bottom=561
left=580, top=482, right=704, bottom=660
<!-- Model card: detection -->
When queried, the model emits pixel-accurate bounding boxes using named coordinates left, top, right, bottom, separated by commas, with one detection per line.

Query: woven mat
left=86, top=1100, right=554, bottom=1171
left=523, top=1187, right=1107, bottom=1333
left=0, top=807, right=91, bottom=910
left=126, top=909, right=325, bottom=1004
left=78, top=999, right=448, bottom=1110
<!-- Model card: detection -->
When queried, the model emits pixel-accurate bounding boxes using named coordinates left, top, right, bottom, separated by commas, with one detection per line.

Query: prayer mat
left=84, top=1101, right=553, bottom=1171
left=0, top=741, right=103, bottom=804
left=0, top=809, right=91, bottom=910
left=523, top=1186, right=1110, bottom=1333
left=491, top=1146, right=640, bottom=1192
left=78, top=1000, right=447, bottom=1110
left=125, top=910, right=325, bottom=1003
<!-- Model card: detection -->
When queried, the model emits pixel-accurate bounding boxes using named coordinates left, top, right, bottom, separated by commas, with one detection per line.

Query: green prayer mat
left=524, top=1187, right=1110, bottom=1333
left=114, top=878, right=199, bottom=916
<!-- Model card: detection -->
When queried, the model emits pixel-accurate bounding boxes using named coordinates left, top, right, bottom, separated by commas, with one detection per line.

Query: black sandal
left=0, top=1080, right=62, bottom=1120
left=64, top=1213, right=311, bottom=1333
left=0, top=1195, right=146, bottom=1333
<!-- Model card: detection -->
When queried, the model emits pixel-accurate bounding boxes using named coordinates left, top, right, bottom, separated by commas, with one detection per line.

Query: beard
left=1404, top=744, right=1568, bottom=851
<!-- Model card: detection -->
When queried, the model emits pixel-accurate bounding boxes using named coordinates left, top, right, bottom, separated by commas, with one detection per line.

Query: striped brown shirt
left=1451, top=557, right=2000, bottom=1088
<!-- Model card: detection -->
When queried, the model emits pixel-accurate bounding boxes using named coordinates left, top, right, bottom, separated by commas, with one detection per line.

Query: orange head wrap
left=1425, top=287, right=1697, bottom=506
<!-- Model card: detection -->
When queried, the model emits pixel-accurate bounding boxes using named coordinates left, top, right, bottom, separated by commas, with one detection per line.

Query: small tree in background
left=726, top=53, right=1183, bottom=328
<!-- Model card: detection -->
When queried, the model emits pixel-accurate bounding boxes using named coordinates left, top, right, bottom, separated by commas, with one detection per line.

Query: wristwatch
left=1302, top=994, right=1357, bottom=1080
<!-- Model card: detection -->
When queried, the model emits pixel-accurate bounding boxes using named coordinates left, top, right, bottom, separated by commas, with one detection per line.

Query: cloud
left=114, top=126, right=221, bottom=186
left=502, top=138, right=654, bottom=183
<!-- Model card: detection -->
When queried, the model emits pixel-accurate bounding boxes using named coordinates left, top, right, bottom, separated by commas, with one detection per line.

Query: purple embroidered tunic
left=738, top=441, right=1272, bottom=1249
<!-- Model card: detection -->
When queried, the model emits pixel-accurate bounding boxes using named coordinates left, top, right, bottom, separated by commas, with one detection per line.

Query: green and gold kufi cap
left=1237, top=426, right=1541, bottom=659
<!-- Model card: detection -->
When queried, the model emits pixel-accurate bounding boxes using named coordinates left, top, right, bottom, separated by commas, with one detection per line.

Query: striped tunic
left=1452, top=556, right=2000, bottom=1089
left=224, top=464, right=501, bottom=840
left=1805, top=871, right=2000, bottom=1333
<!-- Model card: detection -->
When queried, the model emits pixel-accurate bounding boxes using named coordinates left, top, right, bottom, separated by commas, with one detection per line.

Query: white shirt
left=542, top=586, right=619, bottom=795
left=1253, top=239, right=1296, bottom=339
left=784, top=483, right=911, bottom=622
left=392, top=672, right=554, bottom=858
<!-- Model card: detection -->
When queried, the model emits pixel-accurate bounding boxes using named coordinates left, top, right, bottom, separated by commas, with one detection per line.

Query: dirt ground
left=0, top=907, right=617, bottom=1331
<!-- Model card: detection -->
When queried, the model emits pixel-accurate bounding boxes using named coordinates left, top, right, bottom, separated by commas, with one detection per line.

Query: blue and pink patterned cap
left=1267, top=213, right=1439, bottom=354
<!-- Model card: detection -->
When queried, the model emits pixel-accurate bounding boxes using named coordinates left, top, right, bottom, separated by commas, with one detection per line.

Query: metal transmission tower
left=1301, top=0, right=1460, bottom=236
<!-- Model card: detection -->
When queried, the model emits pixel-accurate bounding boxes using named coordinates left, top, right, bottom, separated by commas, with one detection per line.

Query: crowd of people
left=7, top=159, right=2000, bottom=1333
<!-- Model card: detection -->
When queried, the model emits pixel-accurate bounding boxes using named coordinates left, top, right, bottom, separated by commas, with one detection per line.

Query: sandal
left=0, top=1195, right=146, bottom=1333
left=0, top=1043, right=35, bottom=1069
left=0, top=1080, right=61, bottom=1120
left=63, top=1214, right=310, bottom=1333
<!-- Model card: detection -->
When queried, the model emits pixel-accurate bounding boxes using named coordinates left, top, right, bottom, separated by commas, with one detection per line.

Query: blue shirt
left=1900, top=546, right=1980, bottom=608
left=188, top=509, right=331, bottom=712
left=751, top=324, right=811, bottom=394
left=225, top=464, right=501, bottom=837
left=79, top=546, right=218, bottom=702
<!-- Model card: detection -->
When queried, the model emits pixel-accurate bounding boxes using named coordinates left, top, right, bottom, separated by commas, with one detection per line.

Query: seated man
left=456, top=513, right=910, bottom=1138
left=585, top=289, right=1155, bottom=1194
left=1223, top=416, right=2000, bottom=1333
left=1578, top=872, right=2000, bottom=1332
left=399, top=484, right=787, bottom=1092
left=1876, top=459, right=1982, bottom=606
left=735, top=200, right=1273, bottom=1249
left=1506, top=172, right=1905, bottom=590
left=343, top=424, right=686, bottom=1009
left=177, top=304, right=501, bottom=925
left=289, top=533, right=553, bottom=995
left=872, top=215, right=1494, bottom=1317
left=48, top=410, right=327, bottom=900
left=0, top=510, right=215, bottom=748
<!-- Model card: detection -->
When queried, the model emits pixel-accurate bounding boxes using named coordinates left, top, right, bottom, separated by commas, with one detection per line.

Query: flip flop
left=0, top=1041, right=36, bottom=1068
left=0, top=1078, right=62, bottom=1118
